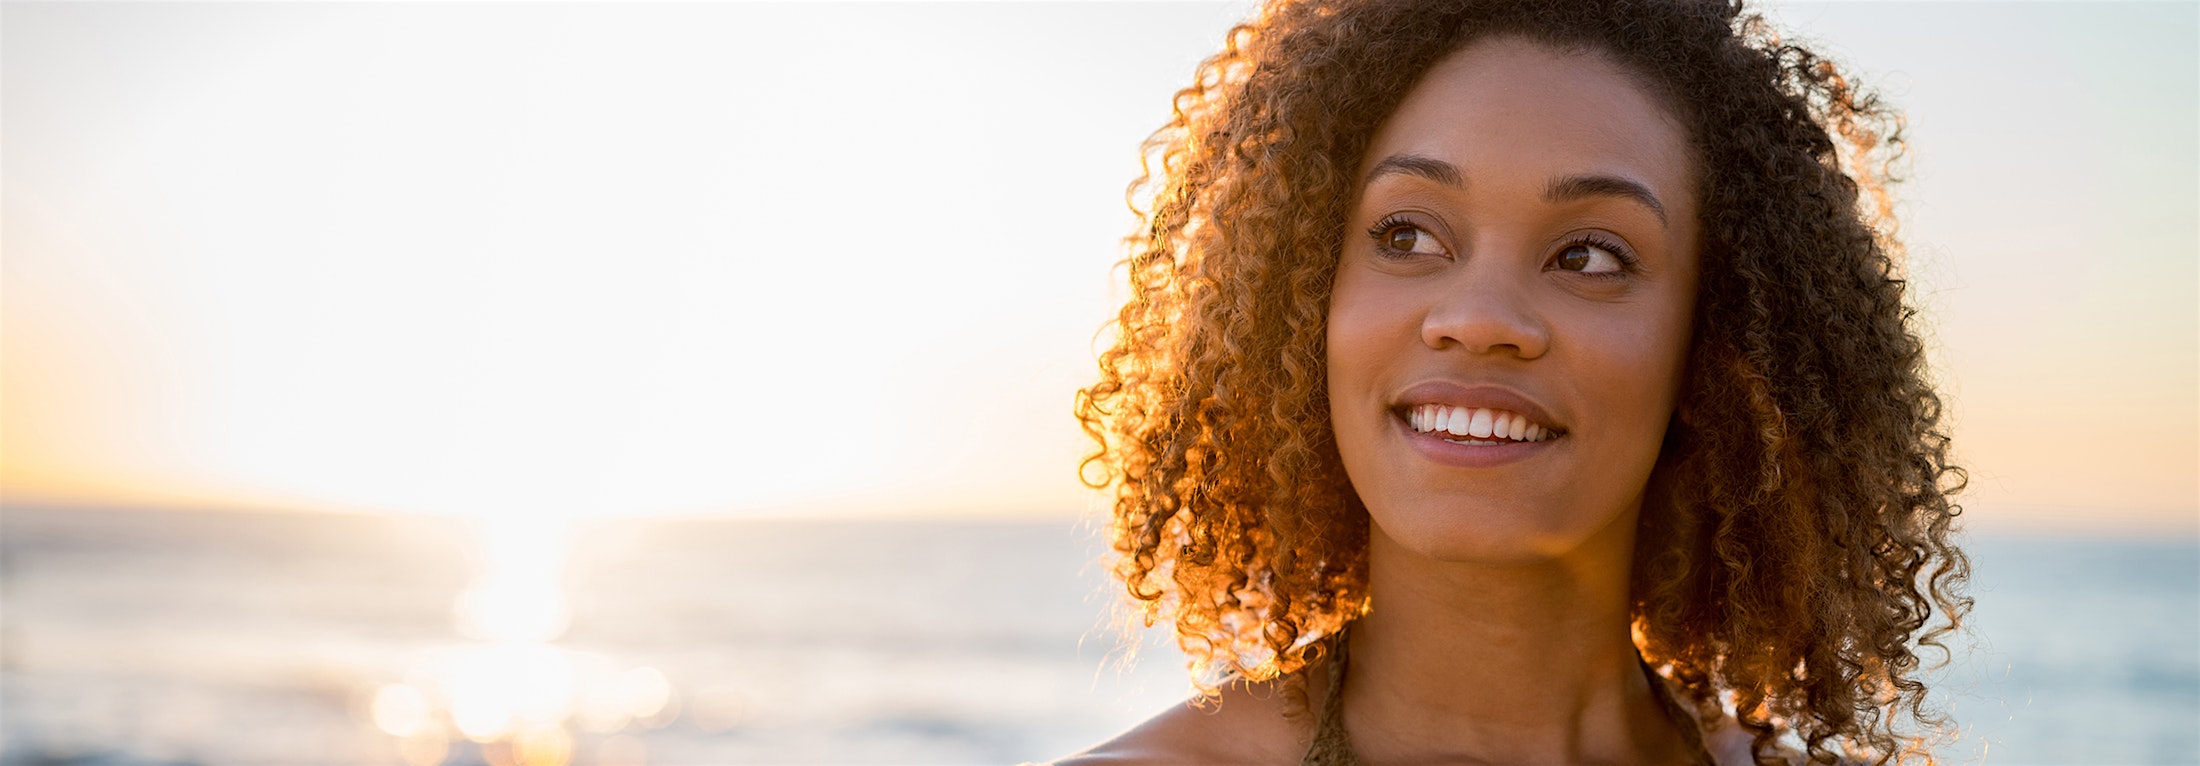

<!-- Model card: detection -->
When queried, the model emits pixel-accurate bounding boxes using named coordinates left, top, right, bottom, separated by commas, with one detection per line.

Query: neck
left=1338, top=509, right=1692, bottom=764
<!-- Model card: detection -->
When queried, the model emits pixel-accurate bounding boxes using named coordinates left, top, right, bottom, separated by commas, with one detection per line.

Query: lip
left=1390, top=382, right=1565, bottom=469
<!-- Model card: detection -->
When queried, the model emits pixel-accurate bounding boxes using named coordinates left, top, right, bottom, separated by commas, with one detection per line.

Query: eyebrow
left=1544, top=173, right=1668, bottom=227
left=1363, top=153, right=1670, bottom=228
left=1364, top=154, right=1463, bottom=188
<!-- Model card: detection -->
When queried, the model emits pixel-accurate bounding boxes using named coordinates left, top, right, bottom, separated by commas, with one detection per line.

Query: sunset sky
left=4, top=2, right=2194, bottom=535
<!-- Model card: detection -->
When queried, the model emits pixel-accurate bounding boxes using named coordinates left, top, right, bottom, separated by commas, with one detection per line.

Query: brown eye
left=1553, top=243, right=1624, bottom=274
left=1556, top=245, right=1591, bottom=271
left=1372, top=221, right=1444, bottom=256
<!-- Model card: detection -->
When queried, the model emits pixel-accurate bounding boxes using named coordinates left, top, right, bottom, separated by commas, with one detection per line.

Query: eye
left=1550, top=238, right=1635, bottom=275
left=1368, top=216, right=1447, bottom=257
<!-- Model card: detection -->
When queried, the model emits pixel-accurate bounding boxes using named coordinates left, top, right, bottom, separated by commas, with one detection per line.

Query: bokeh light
left=456, top=519, right=573, bottom=643
left=372, top=683, right=433, bottom=739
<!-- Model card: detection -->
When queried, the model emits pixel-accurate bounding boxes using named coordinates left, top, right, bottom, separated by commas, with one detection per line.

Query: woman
left=1064, top=0, right=1969, bottom=764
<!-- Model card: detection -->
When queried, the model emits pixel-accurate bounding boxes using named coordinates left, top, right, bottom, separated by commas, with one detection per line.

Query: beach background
left=3, top=2, right=2194, bottom=764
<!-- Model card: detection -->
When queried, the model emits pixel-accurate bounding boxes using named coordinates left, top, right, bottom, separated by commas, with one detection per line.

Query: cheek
left=1324, top=271, right=1369, bottom=392
left=1569, top=304, right=1693, bottom=436
left=1324, top=269, right=1403, bottom=450
left=1325, top=269, right=1408, bottom=398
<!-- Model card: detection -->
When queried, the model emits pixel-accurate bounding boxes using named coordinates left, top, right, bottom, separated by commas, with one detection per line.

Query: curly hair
left=1073, top=0, right=1971, bottom=762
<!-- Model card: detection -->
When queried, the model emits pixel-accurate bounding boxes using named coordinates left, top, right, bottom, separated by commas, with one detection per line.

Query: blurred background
left=2, top=2, right=2192, bottom=764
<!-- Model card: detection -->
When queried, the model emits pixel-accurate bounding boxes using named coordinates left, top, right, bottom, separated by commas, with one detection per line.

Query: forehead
left=1361, top=36, right=1697, bottom=207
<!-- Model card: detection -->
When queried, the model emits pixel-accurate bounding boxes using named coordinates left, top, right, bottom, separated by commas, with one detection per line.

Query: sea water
left=0, top=505, right=2192, bottom=765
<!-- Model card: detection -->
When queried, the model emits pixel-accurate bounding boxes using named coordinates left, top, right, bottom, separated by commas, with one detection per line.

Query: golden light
left=443, top=642, right=577, bottom=742
left=511, top=724, right=575, bottom=766
left=613, top=667, right=673, bottom=723
left=574, top=682, right=634, bottom=734
left=352, top=516, right=699, bottom=758
left=371, top=683, right=433, bottom=738
left=456, top=518, right=572, bottom=643
left=397, top=730, right=450, bottom=766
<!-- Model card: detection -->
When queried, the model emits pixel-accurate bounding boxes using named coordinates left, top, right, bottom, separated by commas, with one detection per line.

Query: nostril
left=1418, top=290, right=1552, bottom=359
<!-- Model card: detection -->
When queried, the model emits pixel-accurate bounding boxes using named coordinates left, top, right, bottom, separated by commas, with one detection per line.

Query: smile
left=1405, top=404, right=1559, bottom=444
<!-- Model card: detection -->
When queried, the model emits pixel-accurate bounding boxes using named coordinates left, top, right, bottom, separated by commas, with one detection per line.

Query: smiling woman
left=1329, top=39, right=1702, bottom=567
left=1065, top=0, right=1969, bottom=764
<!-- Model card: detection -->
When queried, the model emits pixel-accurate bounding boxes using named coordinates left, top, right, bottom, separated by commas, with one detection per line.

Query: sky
left=3, top=1, right=2194, bottom=535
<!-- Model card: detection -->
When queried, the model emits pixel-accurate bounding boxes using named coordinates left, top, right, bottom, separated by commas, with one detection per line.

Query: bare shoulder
left=1040, top=678, right=1314, bottom=766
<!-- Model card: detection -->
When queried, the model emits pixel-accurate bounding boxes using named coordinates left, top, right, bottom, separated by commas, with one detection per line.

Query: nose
left=1419, top=272, right=1551, bottom=359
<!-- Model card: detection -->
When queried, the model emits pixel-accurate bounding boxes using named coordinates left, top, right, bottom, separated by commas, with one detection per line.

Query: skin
left=1058, top=37, right=1704, bottom=765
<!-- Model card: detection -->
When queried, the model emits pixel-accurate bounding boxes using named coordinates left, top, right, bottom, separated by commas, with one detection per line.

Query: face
left=1326, top=37, right=1701, bottom=564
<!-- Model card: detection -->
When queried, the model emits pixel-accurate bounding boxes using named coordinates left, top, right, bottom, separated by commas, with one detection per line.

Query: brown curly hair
left=1074, top=0, right=1971, bottom=762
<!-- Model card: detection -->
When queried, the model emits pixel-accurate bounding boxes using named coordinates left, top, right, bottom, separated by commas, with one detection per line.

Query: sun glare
left=456, top=519, right=573, bottom=643
left=355, top=517, right=684, bottom=764
left=443, top=642, right=577, bottom=742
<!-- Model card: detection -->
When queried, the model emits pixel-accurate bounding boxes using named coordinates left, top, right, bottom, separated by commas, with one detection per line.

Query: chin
left=1367, top=494, right=1638, bottom=566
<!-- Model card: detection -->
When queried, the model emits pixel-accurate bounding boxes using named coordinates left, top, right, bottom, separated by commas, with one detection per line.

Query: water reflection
left=456, top=519, right=572, bottom=644
left=0, top=507, right=1199, bottom=765
left=358, top=519, right=679, bottom=765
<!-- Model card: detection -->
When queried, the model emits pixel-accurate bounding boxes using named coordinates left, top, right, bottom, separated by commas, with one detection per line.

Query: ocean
left=1, top=504, right=2193, bottom=765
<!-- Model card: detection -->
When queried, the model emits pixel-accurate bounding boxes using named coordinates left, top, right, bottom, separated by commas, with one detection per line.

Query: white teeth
left=1467, top=409, right=1494, bottom=438
left=1407, top=405, right=1560, bottom=443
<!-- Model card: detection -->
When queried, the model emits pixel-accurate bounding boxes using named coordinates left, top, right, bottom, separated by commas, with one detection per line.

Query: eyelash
left=1366, top=215, right=1437, bottom=261
left=1365, top=215, right=1644, bottom=277
left=1556, top=233, right=1643, bottom=278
